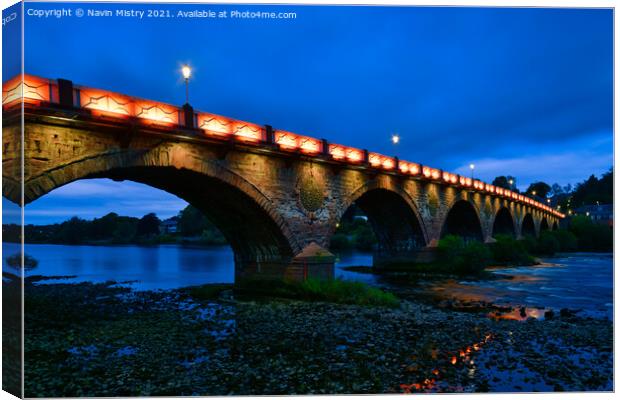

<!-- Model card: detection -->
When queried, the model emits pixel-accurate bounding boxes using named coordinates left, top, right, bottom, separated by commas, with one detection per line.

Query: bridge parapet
left=2, top=73, right=565, bottom=219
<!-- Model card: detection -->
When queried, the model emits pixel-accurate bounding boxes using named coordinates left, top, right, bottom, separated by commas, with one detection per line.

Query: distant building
left=573, top=204, right=613, bottom=227
left=160, top=216, right=179, bottom=234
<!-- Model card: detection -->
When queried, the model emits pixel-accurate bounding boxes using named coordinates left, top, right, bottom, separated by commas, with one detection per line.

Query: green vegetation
left=569, top=215, right=613, bottom=252
left=329, top=215, right=377, bottom=251
left=489, top=235, right=535, bottom=265
left=6, top=253, right=39, bottom=271
left=233, top=278, right=399, bottom=308
left=436, top=235, right=492, bottom=275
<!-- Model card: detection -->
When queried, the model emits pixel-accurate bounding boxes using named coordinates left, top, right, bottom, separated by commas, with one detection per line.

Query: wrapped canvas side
left=2, top=1, right=24, bottom=398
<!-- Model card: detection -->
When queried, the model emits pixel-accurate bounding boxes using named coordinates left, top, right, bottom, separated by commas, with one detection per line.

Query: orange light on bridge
left=423, top=166, right=432, bottom=178
left=276, top=130, right=322, bottom=153
left=2, top=75, right=51, bottom=106
left=369, top=152, right=393, bottom=169
left=400, top=161, right=412, bottom=174
left=382, top=157, right=395, bottom=170
left=431, top=168, right=441, bottom=180
left=80, top=88, right=133, bottom=117
left=346, top=148, right=363, bottom=162
left=232, top=121, right=264, bottom=143
left=135, top=100, right=179, bottom=125
left=198, top=112, right=234, bottom=137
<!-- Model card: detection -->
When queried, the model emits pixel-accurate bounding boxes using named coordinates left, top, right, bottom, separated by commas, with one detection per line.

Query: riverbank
left=20, top=278, right=612, bottom=397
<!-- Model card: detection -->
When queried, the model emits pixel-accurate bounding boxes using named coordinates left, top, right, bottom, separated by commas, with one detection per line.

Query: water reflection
left=6, top=243, right=234, bottom=290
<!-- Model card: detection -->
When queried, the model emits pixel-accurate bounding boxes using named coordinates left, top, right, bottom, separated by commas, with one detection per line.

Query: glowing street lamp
left=469, top=163, right=475, bottom=179
left=391, top=134, right=400, bottom=145
left=182, top=65, right=192, bottom=104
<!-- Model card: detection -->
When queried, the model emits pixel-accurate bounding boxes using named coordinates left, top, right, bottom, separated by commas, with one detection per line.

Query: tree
left=492, top=176, right=517, bottom=191
left=525, top=182, right=551, bottom=198
left=178, top=205, right=209, bottom=236
left=136, top=213, right=161, bottom=237
left=551, top=183, right=564, bottom=197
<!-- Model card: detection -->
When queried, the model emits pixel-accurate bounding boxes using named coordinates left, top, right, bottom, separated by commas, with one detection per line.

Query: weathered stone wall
left=7, top=117, right=561, bottom=278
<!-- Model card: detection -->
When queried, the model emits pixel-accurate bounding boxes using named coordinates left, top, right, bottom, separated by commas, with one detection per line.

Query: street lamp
left=508, top=179, right=514, bottom=190
left=547, top=198, right=551, bottom=204
left=182, top=65, right=192, bottom=104
left=391, top=134, right=400, bottom=145
left=469, top=163, right=475, bottom=179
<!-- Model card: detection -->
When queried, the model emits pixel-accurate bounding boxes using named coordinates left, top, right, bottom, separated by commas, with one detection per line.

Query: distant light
left=182, top=65, right=192, bottom=80
left=532, top=191, right=537, bottom=196
left=391, top=134, right=400, bottom=144
left=509, top=179, right=514, bottom=185
left=546, top=198, right=551, bottom=203
left=469, top=163, right=475, bottom=170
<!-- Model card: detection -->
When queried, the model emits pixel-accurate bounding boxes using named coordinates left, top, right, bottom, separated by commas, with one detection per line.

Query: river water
left=3, top=243, right=613, bottom=319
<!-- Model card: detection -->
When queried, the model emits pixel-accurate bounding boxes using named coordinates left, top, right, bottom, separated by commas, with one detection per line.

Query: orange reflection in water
left=400, top=333, right=494, bottom=393
left=488, top=307, right=545, bottom=321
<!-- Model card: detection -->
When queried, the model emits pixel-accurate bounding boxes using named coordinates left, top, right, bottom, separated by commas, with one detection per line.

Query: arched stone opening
left=19, top=164, right=297, bottom=281
left=540, top=218, right=550, bottom=232
left=521, top=214, right=536, bottom=237
left=441, top=200, right=484, bottom=242
left=492, top=207, right=516, bottom=238
left=335, top=188, right=427, bottom=268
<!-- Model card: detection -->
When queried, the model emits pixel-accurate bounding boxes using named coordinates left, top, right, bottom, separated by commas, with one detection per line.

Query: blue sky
left=9, top=3, right=613, bottom=224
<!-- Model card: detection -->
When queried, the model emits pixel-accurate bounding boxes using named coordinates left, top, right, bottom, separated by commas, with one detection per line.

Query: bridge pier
left=235, top=242, right=335, bottom=282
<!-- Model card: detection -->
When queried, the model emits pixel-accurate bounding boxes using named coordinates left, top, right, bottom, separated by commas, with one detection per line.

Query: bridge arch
left=540, top=217, right=550, bottom=232
left=336, top=180, right=428, bottom=266
left=440, top=199, right=484, bottom=242
left=18, top=146, right=301, bottom=276
left=521, top=213, right=536, bottom=237
left=492, top=207, right=516, bottom=238
left=552, top=220, right=559, bottom=231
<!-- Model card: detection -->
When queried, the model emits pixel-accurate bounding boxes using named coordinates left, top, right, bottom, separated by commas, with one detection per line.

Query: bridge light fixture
left=181, top=64, right=192, bottom=104
left=391, top=134, right=400, bottom=145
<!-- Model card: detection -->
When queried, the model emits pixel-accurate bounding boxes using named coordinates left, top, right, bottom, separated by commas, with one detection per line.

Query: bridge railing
left=2, top=74, right=564, bottom=218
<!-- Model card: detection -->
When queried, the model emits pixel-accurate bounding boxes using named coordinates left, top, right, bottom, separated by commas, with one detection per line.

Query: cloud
left=454, top=148, right=612, bottom=190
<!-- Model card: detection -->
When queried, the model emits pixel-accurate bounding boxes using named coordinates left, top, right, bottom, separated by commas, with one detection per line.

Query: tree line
left=3, top=205, right=226, bottom=245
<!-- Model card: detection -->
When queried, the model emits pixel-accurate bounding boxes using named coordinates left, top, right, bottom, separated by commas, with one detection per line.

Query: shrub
left=459, top=240, right=492, bottom=274
left=549, top=230, right=578, bottom=252
left=437, top=235, right=490, bottom=275
left=535, top=231, right=560, bottom=256
left=236, top=278, right=399, bottom=308
left=6, top=253, right=38, bottom=271
left=569, top=216, right=613, bottom=252
left=491, top=235, right=534, bottom=264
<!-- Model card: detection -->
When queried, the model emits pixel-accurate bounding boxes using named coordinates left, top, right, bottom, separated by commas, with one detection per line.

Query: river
left=3, top=242, right=613, bottom=319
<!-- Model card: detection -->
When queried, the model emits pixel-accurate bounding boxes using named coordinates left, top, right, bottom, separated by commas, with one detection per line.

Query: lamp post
left=182, top=65, right=192, bottom=105
left=469, top=163, right=475, bottom=180
left=391, top=134, right=400, bottom=145
left=509, top=179, right=514, bottom=190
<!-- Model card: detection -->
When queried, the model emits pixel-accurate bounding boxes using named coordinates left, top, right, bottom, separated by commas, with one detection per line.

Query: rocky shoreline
left=21, top=278, right=612, bottom=397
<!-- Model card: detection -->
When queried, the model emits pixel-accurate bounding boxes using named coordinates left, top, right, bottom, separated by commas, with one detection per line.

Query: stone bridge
left=2, top=75, right=563, bottom=280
